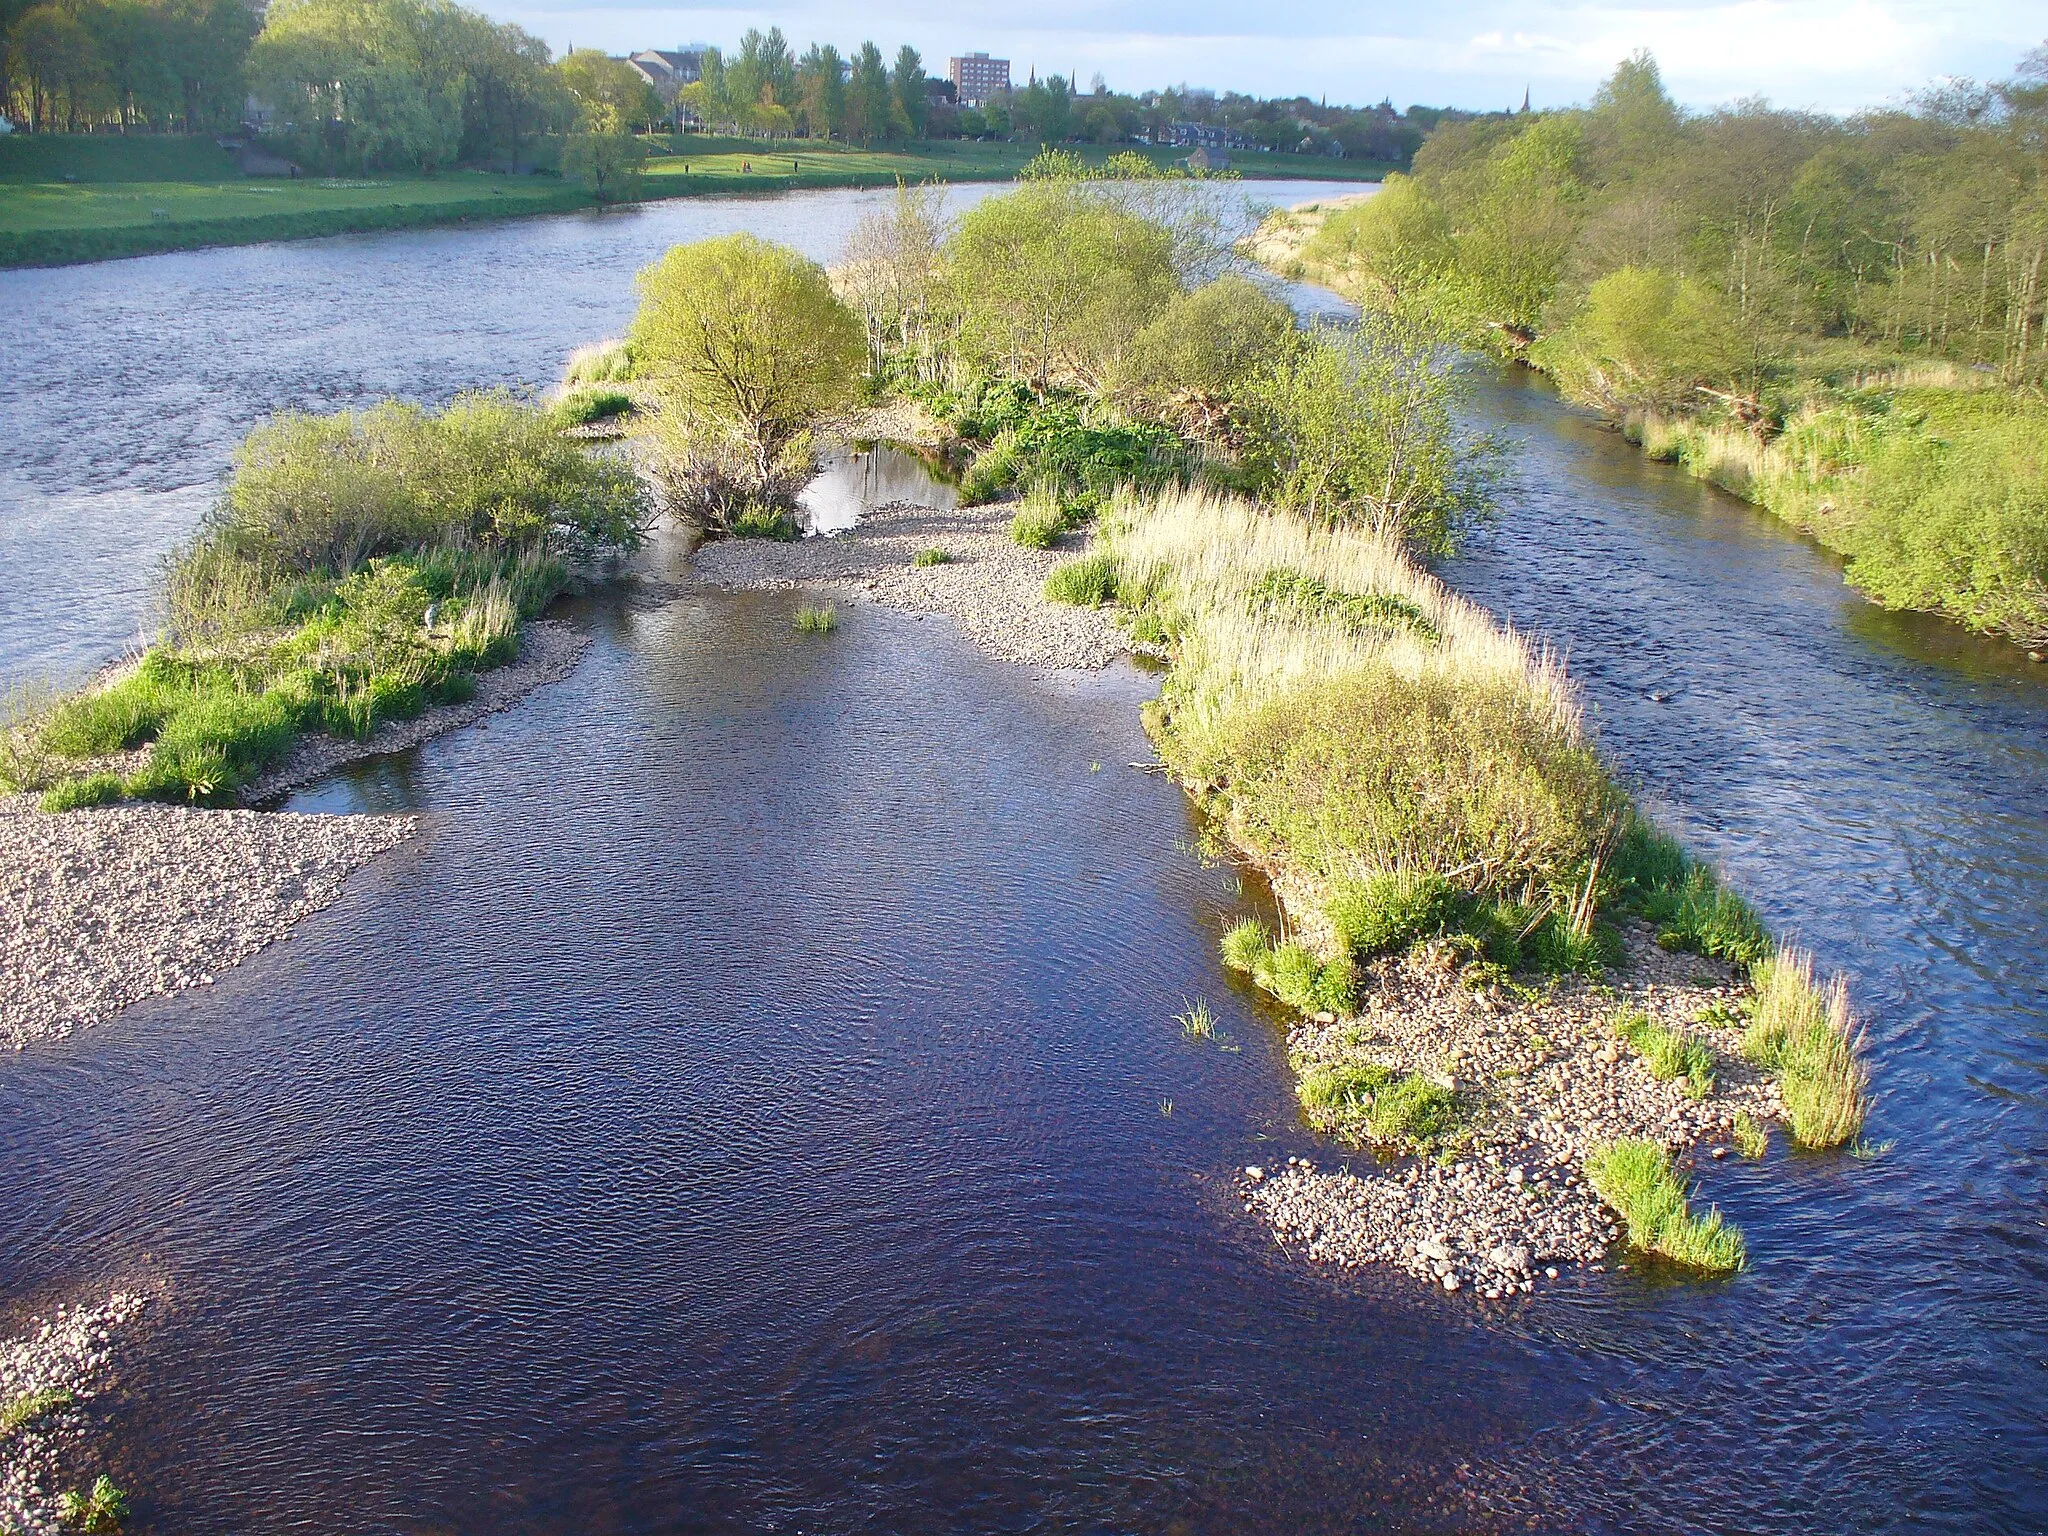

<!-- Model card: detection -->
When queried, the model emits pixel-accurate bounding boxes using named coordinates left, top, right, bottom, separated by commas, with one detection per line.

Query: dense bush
left=194, top=392, right=645, bottom=593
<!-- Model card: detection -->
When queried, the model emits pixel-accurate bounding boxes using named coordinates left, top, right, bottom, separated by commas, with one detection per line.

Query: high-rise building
left=948, top=52, right=1010, bottom=108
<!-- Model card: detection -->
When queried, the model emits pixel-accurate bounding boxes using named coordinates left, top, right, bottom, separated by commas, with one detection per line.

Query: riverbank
left=2, top=619, right=590, bottom=1050
left=0, top=136, right=1390, bottom=270
left=0, top=1289, right=149, bottom=1536
left=1254, top=191, right=2048, bottom=654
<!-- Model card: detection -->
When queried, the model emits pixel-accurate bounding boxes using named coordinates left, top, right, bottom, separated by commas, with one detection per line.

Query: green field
left=0, top=133, right=1388, bottom=268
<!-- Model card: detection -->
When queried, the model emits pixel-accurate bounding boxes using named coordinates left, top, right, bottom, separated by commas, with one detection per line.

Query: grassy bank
left=0, top=133, right=1388, bottom=270
left=3, top=392, right=644, bottom=807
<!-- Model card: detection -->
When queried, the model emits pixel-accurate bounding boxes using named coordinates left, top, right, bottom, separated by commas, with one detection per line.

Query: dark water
left=3, top=191, right=2047, bottom=1532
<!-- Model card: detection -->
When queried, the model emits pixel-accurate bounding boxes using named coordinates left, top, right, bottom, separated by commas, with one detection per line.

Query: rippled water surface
left=4, top=187, right=2047, bottom=1532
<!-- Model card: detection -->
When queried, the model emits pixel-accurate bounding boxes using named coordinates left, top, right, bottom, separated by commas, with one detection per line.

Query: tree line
left=1311, top=47, right=2048, bottom=394
left=2, top=0, right=1461, bottom=171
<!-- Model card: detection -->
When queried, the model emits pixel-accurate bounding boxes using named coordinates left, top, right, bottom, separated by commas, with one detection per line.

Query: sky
left=486, top=0, right=2042, bottom=115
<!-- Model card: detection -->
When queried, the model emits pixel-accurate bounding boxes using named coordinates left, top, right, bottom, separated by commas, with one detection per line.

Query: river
left=2, top=185, right=2045, bottom=1532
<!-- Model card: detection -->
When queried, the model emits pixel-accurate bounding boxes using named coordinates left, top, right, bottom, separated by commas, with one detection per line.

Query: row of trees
left=2, top=0, right=253, bottom=133
left=632, top=155, right=1498, bottom=555
left=1311, top=47, right=2048, bottom=398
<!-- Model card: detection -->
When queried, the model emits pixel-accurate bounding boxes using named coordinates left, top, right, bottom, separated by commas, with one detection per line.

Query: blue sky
left=487, top=0, right=2041, bottom=114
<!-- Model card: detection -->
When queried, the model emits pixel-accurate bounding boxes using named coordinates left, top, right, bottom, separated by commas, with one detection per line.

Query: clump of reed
left=562, top=336, right=638, bottom=386
left=1296, top=1060, right=1465, bottom=1153
left=1044, top=552, right=1119, bottom=606
left=912, top=546, right=952, bottom=567
left=793, top=603, right=838, bottom=634
left=1586, top=1138, right=1746, bottom=1273
left=1745, top=947, right=1870, bottom=1148
left=1612, top=1006, right=1717, bottom=1100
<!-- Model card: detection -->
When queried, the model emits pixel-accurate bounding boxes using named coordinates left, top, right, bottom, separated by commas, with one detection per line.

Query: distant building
left=1155, top=120, right=1260, bottom=152
left=1184, top=146, right=1229, bottom=172
left=629, top=48, right=704, bottom=103
left=949, top=52, right=1010, bottom=108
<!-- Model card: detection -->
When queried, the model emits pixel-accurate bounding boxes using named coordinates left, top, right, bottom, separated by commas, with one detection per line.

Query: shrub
left=56, top=1475, right=128, bottom=1534
left=1121, top=274, right=1298, bottom=409
left=1586, top=1138, right=1746, bottom=1273
left=1746, top=949, right=1869, bottom=1148
left=1327, top=870, right=1455, bottom=956
left=1732, top=1111, right=1769, bottom=1160
left=1045, top=553, right=1119, bottom=606
left=631, top=233, right=864, bottom=491
left=1613, top=1007, right=1717, bottom=1099
left=1297, top=1061, right=1464, bottom=1152
left=41, top=773, right=126, bottom=811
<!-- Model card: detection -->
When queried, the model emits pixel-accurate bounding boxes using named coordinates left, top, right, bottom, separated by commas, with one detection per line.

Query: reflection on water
left=797, top=443, right=957, bottom=535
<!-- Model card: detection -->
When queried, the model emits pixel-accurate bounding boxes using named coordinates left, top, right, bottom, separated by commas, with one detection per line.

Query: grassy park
left=0, top=132, right=1388, bottom=268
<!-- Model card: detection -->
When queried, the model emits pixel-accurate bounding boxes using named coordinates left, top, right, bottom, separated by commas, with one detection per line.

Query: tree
left=9, top=4, right=99, bottom=131
left=839, top=179, right=949, bottom=373
left=796, top=42, right=843, bottom=140
left=1305, top=175, right=1456, bottom=308
left=558, top=46, right=657, bottom=129
left=946, top=180, right=1181, bottom=388
left=844, top=40, right=899, bottom=146
left=563, top=108, right=647, bottom=204
left=1244, top=319, right=1506, bottom=554
left=1536, top=265, right=1746, bottom=410
left=630, top=234, right=865, bottom=496
left=890, top=44, right=927, bottom=139
left=1120, top=274, right=1297, bottom=411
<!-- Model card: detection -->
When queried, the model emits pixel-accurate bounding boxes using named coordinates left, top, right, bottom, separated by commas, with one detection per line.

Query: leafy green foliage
left=562, top=121, right=650, bottom=205
left=1586, top=1138, right=1746, bottom=1273
left=191, top=392, right=644, bottom=593
left=1120, top=275, right=1298, bottom=409
left=632, top=233, right=864, bottom=490
left=56, top=1474, right=128, bottom=1532
left=946, top=180, right=1181, bottom=390
left=1242, top=319, right=1507, bottom=554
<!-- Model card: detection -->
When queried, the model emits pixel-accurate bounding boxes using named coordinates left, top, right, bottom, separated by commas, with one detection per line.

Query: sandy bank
left=692, top=501, right=1126, bottom=671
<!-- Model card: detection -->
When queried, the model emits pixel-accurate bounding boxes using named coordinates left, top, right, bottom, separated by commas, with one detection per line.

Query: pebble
left=0, top=1289, right=148, bottom=1536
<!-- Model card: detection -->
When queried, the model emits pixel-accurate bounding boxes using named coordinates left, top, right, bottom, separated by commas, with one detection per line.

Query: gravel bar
left=1, top=802, right=414, bottom=1050
left=692, top=501, right=1126, bottom=671
left=0, top=1289, right=149, bottom=1536
left=1240, top=928, right=1781, bottom=1299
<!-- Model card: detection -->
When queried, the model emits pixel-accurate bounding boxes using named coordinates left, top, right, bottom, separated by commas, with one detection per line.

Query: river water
left=3, top=186, right=2046, bottom=1533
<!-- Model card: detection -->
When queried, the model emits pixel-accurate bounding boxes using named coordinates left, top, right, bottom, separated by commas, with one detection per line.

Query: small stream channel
left=2, top=185, right=2045, bottom=1531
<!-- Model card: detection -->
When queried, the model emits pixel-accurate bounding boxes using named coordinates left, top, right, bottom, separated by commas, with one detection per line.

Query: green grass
left=41, top=771, right=128, bottom=812
left=1327, top=870, right=1456, bottom=957
left=731, top=506, right=801, bottom=540
left=1219, top=920, right=1357, bottom=1015
left=793, top=603, right=838, bottom=634
left=1220, top=918, right=1271, bottom=974
left=1044, top=552, right=1119, bottom=606
left=1732, top=1110, right=1769, bottom=1160
left=1008, top=486, right=1073, bottom=550
left=1585, top=1138, right=1747, bottom=1273
left=1296, top=1061, right=1465, bottom=1153
left=1176, top=998, right=1218, bottom=1039
left=1, top=132, right=1389, bottom=270
left=912, top=546, right=952, bottom=567
left=1613, top=1006, right=1717, bottom=1099
left=1746, top=949, right=1870, bottom=1148
left=554, top=387, right=634, bottom=425
left=1249, top=567, right=1440, bottom=642
left=0, top=1386, right=73, bottom=1437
